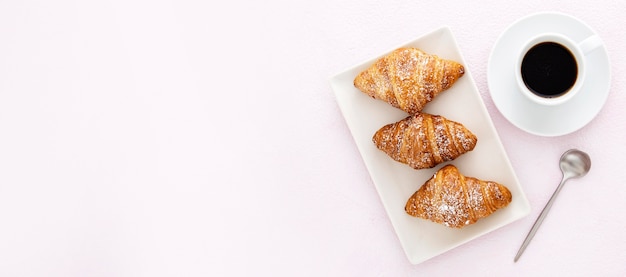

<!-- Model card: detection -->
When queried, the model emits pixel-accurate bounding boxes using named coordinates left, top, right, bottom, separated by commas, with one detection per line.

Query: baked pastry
left=372, top=112, right=477, bottom=169
left=405, top=165, right=512, bottom=228
left=354, top=47, right=465, bottom=114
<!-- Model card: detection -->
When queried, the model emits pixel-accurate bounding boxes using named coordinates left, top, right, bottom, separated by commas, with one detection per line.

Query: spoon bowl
left=560, top=149, right=591, bottom=179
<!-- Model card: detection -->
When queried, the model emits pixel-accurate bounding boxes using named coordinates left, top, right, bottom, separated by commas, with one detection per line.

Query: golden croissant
left=405, top=165, right=512, bottom=228
left=354, top=47, right=464, bottom=114
left=372, top=112, right=477, bottom=169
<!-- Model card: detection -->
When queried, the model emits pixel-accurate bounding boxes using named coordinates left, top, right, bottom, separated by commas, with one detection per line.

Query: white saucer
left=488, top=12, right=611, bottom=136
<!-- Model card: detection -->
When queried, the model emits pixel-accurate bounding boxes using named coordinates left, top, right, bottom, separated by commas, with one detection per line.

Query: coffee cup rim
left=515, top=33, right=585, bottom=106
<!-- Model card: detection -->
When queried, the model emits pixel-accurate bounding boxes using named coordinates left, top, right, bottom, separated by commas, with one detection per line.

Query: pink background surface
left=0, top=0, right=625, bottom=276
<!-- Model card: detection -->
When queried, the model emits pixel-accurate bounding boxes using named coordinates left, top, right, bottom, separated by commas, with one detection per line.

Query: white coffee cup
left=515, top=33, right=603, bottom=106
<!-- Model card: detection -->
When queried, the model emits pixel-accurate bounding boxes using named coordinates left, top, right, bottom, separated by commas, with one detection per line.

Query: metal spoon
left=514, top=149, right=591, bottom=262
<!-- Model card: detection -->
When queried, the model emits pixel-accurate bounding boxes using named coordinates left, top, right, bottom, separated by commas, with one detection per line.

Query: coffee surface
left=521, top=42, right=578, bottom=98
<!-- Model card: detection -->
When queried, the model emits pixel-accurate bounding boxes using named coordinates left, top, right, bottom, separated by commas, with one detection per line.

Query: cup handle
left=579, top=35, right=603, bottom=55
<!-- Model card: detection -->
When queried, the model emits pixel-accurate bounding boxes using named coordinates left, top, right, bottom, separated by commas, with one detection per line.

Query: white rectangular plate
left=330, top=26, right=530, bottom=264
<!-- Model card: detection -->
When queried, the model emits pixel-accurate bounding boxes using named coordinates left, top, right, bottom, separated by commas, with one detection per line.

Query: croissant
left=405, top=165, right=512, bottom=228
left=354, top=47, right=465, bottom=114
left=372, top=112, right=477, bottom=169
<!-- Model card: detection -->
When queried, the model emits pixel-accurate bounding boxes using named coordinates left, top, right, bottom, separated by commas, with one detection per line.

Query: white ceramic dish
left=488, top=12, right=611, bottom=137
left=330, top=27, right=530, bottom=264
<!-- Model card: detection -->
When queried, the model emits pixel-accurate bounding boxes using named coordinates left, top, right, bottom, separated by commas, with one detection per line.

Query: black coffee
left=521, top=42, right=577, bottom=98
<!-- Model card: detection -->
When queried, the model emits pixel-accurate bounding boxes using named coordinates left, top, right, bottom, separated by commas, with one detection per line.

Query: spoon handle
left=514, top=176, right=569, bottom=262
